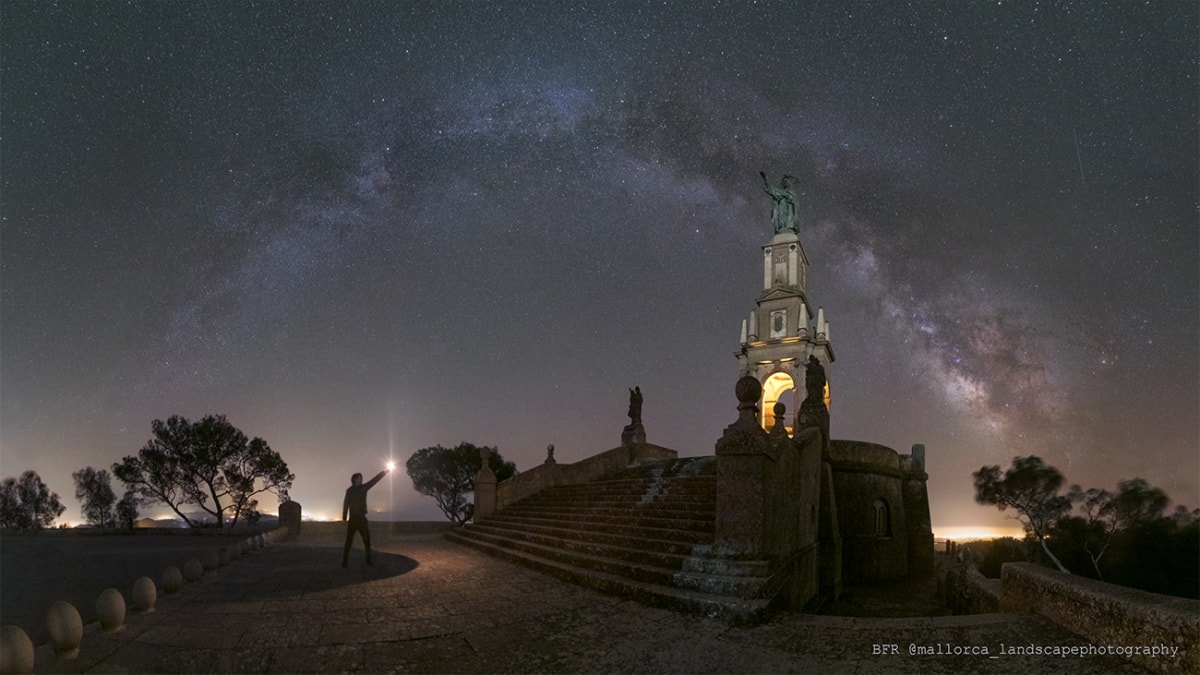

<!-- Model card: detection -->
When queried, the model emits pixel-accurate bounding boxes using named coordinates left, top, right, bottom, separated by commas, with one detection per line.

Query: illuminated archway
left=761, top=372, right=795, bottom=434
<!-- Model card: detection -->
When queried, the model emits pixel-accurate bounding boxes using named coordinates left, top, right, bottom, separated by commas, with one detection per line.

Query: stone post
left=474, top=448, right=497, bottom=522
left=713, top=376, right=775, bottom=555
left=279, top=500, right=301, bottom=537
left=902, top=444, right=934, bottom=574
left=818, top=457, right=843, bottom=600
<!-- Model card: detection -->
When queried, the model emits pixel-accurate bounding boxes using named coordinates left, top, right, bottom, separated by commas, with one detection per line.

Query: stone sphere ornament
left=183, top=558, right=204, bottom=582
left=161, top=566, right=183, bottom=593
left=131, top=576, right=156, bottom=612
left=45, top=600, right=83, bottom=657
left=1, top=624, right=35, bottom=674
left=201, top=550, right=219, bottom=571
left=218, top=548, right=230, bottom=566
left=735, top=375, right=762, bottom=404
left=96, top=588, right=126, bottom=632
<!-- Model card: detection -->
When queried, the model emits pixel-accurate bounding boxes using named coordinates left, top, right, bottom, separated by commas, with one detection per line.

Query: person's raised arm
left=364, top=469, right=388, bottom=490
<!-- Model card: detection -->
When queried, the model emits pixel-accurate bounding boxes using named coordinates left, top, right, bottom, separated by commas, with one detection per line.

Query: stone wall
left=938, top=560, right=1003, bottom=614
left=1001, top=562, right=1199, bottom=674
left=828, top=440, right=909, bottom=583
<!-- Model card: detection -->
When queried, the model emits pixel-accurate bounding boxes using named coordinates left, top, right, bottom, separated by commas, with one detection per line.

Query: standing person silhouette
left=342, top=468, right=388, bottom=566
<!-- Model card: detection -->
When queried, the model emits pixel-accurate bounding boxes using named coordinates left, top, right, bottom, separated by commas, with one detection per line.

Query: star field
left=2, top=1, right=1196, bottom=529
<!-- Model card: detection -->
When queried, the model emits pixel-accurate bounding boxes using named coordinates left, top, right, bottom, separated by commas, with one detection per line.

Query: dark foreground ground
left=1, top=529, right=254, bottom=645
left=2, top=528, right=1157, bottom=674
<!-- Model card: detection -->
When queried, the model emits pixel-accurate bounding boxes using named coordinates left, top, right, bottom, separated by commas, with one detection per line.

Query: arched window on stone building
left=873, top=498, right=892, bottom=537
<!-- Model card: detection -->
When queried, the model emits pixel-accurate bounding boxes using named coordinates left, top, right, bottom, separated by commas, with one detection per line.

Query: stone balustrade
left=938, top=560, right=1003, bottom=614
left=1001, top=562, right=1199, bottom=674
left=475, top=442, right=677, bottom=520
left=934, top=554, right=1197, bottom=673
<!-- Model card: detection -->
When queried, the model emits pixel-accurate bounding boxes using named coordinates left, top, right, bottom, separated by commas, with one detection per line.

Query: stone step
left=468, top=521, right=703, bottom=563
left=514, top=497, right=715, bottom=513
left=452, top=525, right=683, bottom=586
left=672, top=569, right=775, bottom=598
left=482, top=512, right=711, bottom=544
left=550, top=470, right=716, bottom=484
left=485, top=508, right=714, bottom=533
left=499, top=502, right=715, bottom=522
left=450, top=455, right=777, bottom=624
left=602, top=457, right=718, bottom=480
left=552, top=470, right=716, bottom=485
left=446, top=529, right=769, bottom=624
left=523, top=484, right=716, bottom=499
left=459, top=524, right=692, bottom=577
left=550, top=469, right=715, bottom=488
left=545, top=484, right=715, bottom=497
left=460, top=517, right=773, bottom=601
left=534, top=484, right=715, bottom=502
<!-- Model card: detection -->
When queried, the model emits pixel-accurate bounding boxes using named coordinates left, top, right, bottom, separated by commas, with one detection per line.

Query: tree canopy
left=112, top=414, right=293, bottom=528
left=0, top=470, right=65, bottom=529
left=972, top=455, right=1197, bottom=598
left=73, top=467, right=118, bottom=527
left=406, top=442, right=517, bottom=525
left=973, top=456, right=1073, bottom=572
left=115, top=490, right=140, bottom=530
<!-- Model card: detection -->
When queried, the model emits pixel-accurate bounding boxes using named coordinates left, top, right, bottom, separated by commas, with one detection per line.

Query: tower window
left=873, top=498, right=892, bottom=537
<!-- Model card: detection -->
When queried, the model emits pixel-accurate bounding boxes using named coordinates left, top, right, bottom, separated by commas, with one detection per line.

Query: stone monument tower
left=736, top=173, right=835, bottom=436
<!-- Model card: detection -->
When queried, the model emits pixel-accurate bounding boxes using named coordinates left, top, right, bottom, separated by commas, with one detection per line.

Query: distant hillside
left=132, top=514, right=278, bottom=529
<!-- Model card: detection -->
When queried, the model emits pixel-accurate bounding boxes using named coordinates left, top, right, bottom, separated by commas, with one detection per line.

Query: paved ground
left=6, top=528, right=1163, bottom=674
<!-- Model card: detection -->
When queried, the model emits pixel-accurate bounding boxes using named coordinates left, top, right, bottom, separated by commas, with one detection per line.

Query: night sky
left=2, top=2, right=1196, bottom=534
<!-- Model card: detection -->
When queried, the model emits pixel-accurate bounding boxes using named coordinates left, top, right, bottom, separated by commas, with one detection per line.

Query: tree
left=112, top=415, right=294, bottom=528
left=406, top=442, right=516, bottom=525
left=973, top=456, right=1073, bottom=573
left=0, top=470, right=66, bottom=529
left=116, top=490, right=140, bottom=529
left=73, top=467, right=118, bottom=527
left=1064, top=478, right=1169, bottom=579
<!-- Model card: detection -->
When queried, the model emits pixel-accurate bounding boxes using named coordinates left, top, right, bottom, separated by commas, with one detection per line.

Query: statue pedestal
left=621, top=423, right=646, bottom=446
left=278, top=500, right=301, bottom=538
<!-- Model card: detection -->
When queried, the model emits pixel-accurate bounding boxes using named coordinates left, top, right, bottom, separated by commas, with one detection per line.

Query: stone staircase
left=446, top=456, right=775, bottom=623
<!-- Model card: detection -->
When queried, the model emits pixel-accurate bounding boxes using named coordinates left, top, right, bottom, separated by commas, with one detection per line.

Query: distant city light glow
left=934, top=525, right=1025, bottom=542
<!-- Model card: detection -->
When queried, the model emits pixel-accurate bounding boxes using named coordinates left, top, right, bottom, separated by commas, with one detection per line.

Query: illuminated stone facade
left=735, top=231, right=833, bottom=435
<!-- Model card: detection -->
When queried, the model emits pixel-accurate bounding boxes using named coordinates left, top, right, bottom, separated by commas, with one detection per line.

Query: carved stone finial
left=734, top=375, right=762, bottom=425
left=716, top=375, right=770, bottom=459
left=545, top=443, right=556, bottom=464
left=770, top=401, right=789, bottom=438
